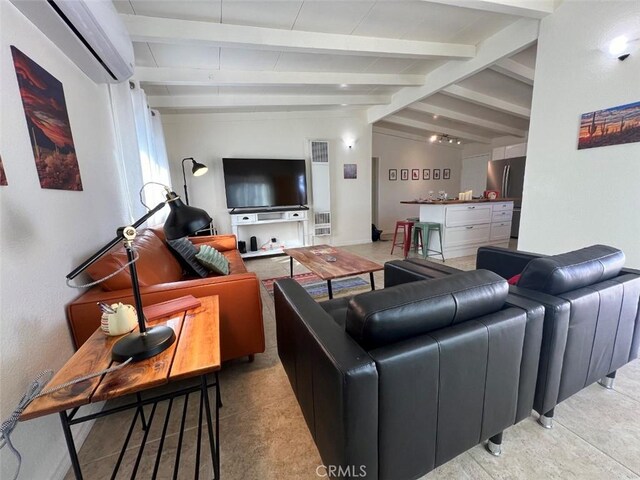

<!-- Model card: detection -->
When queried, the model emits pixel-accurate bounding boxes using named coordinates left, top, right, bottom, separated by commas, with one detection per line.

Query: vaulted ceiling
left=114, top=0, right=552, bottom=145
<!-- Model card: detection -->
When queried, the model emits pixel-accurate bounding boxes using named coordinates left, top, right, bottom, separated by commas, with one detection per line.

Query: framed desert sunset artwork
left=578, top=100, right=640, bottom=150
left=11, top=46, right=82, bottom=191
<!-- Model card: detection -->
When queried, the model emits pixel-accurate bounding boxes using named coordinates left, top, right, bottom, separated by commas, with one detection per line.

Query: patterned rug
left=262, top=272, right=370, bottom=300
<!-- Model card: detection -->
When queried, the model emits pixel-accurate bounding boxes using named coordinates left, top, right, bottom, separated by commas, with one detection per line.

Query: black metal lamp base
left=112, top=325, right=176, bottom=362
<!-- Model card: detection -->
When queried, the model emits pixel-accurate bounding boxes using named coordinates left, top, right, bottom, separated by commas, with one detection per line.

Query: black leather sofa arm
left=476, top=246, right=543, bottom=279
left=384, top=259, right=463, bottom=287
left=274, top=279, right=379, bottom=479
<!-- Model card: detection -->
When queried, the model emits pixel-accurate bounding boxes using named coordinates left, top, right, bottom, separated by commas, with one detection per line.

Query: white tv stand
left=230, top=208, right=309, bottom=258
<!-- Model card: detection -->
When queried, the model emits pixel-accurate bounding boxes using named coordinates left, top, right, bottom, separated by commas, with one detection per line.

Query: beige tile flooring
left=67, top=240, right=640, bottom=479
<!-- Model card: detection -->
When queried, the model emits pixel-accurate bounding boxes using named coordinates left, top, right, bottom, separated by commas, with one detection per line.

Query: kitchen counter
left=406, top=200, right=514, bottom=259
left=401, top=197, right=519, bottom=205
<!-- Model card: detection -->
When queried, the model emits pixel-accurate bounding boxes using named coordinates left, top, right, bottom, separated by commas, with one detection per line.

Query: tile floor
left=67, top=240, right=640, bottom=479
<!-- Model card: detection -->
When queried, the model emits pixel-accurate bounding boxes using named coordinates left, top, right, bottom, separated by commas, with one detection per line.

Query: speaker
left=238, top=241, right=247, bottom=254
left=250, top=236, right=258, bottom=251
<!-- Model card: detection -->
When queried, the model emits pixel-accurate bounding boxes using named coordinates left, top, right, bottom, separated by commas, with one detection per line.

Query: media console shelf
left=230, top=209, right=310, bottom=258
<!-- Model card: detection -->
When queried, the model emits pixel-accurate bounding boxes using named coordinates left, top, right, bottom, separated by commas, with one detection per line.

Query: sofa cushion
left=517, top=245, right=624, bottom=295
left=346, top=270, right=508, bottom=350
left=320, top=297, right=351, bottom=327
left=86, top=229, right=184, bottom=291
left=222, top=250, right=248, bottom=274
left=167, top=237, right=209, bottom=278
left=196, top=245, right=229, bottom=275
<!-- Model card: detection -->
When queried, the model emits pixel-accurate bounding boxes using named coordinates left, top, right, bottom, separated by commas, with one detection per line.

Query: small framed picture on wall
left=422, top=169, right=430, bottom=180
left=389, top=169, right=397, bottom=181
left=401, top=169, right=409, bottom=181
left=411, top=169, right=420, bottom=180
left=433, top=169, right=441, bottom=180
left=443, top=168, right=451, bottom=179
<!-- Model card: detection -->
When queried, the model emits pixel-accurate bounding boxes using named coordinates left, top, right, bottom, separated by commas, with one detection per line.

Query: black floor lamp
left=67, top=187, right=212, bottom=362
left=181, top=157, right=208, bottom=205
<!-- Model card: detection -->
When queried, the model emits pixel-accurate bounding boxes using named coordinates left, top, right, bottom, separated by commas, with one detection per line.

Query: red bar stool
left=391, top=220, right=414, bottom=258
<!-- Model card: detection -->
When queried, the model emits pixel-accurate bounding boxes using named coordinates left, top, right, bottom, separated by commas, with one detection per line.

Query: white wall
left=460, top=153, right=490, bottom=195
left=372, top=131, right=462, bottom=234
left=162, top=111, right=373, bottom=246
left=519, top=0, right=640, bottom=267
left=0, top=3, right=128, bottom=478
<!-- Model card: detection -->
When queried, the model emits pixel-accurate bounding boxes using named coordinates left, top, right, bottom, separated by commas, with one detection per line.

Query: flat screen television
left=222, top=158, right=308, bottom=209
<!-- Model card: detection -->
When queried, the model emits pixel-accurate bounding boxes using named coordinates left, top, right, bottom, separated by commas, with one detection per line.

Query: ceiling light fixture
left=340, top=83, right=349, bottom=88
left=606, top=34, right=639, bottom=61
left=430, top=134, right=461, bottom=146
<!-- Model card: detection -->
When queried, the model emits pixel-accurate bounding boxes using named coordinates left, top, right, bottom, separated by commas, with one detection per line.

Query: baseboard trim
left=332, top=238, right=372, bottom=247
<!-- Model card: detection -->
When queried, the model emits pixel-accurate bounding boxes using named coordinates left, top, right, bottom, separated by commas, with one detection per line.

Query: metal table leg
left=327, top=279, right=333, bottom=299
left=370, top=272, right=376, bottom=290
left=59, top=411, right=83, bottom=480
left=57, top=376, right=221, bottom=480
left=289, top=256, right=294, bottom=277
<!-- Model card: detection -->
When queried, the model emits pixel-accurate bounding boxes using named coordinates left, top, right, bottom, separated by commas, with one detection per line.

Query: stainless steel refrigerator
left=486, top=156, right=525, bottom=238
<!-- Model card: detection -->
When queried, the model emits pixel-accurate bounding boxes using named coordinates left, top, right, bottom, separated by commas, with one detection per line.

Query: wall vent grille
left=311, top=141, right=329, bottom=163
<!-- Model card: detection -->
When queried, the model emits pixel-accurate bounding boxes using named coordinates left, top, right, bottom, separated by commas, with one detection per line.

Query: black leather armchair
left=274, top=270, right=544, bottom=480
left=476, top=245, right=640, bottom=428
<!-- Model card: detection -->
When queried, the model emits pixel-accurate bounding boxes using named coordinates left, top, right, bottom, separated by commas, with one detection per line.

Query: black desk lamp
left=181, top=157, right=208, bottom=205
left=67, top=187, right=212, bottom=362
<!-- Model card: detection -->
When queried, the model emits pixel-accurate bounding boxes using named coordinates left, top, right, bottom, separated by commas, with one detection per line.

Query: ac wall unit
left=310, top=141, right=331, bottom=237
left=10, top=0, right=134, bottom=83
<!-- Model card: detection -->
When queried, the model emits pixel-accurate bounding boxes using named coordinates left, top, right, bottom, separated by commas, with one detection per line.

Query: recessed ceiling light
left=457, top=140, right=462, bottom=145
left=433, top=115, right=438, bottom=120
left=340, top=84, right=349, bottom=88
left=429, top=135, right=437, bottom=143
left=341, top=103, right=348, bottom=106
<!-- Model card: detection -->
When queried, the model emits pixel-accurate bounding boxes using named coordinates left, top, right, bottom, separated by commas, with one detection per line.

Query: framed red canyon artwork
left=11, top=46, right=82, bottom=191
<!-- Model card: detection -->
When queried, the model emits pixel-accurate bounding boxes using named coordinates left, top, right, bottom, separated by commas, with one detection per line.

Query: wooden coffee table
left=21, top=296, right=221, bottom=480
left=284, top=245, right=383, bottom=299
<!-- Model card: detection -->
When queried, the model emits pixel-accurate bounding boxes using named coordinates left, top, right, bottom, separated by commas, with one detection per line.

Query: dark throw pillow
left=166, top=237, right=209, bottom=278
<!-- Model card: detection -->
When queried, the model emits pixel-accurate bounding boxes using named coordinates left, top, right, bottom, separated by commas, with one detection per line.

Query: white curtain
left=128, top=81, right=172, bottom=226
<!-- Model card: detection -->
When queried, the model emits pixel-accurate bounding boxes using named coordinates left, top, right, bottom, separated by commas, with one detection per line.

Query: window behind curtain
left=109, top=81, right=171, bottom=227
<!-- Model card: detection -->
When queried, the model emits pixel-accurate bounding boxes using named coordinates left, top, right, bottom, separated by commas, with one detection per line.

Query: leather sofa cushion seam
left=477, top=322, right=491, bottom=443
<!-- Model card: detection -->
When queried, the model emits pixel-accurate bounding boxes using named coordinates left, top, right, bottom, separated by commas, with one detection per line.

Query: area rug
left=262, top=272, right=370, bottom=300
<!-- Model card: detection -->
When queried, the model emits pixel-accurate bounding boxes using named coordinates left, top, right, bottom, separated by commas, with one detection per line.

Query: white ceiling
left=114, top=0, right=550, bottom=144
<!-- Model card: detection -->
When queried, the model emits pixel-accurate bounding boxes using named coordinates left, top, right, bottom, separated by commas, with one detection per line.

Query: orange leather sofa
left=66, top=227, right=265, bottom=362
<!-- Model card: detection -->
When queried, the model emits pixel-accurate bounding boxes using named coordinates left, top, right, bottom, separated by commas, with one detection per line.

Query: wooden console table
left=21, top=296, right=221, bottom=479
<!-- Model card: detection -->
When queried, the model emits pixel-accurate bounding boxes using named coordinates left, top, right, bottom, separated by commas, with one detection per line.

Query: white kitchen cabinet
left=445, top=205, right=492, bottom=227
left=491, top=210, right=513, bottom=223
left=416, top=201, right=513, bottom=259
left=492, top=143, right=527, bottom=161
left=490, top=222, right=511, bottom=241
left=504, top=143, right=527, bottom=158
left=446, top=224, right=491, bottom=248
left=492, top=146, right=506, bottom=161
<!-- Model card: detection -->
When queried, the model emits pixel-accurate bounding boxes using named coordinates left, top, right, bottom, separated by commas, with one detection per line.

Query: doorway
left=371, top=156, right=379, bottom=226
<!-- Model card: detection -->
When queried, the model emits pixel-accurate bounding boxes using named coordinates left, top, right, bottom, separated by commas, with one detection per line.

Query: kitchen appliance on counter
left=487, top=156, right=525, bottom=238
